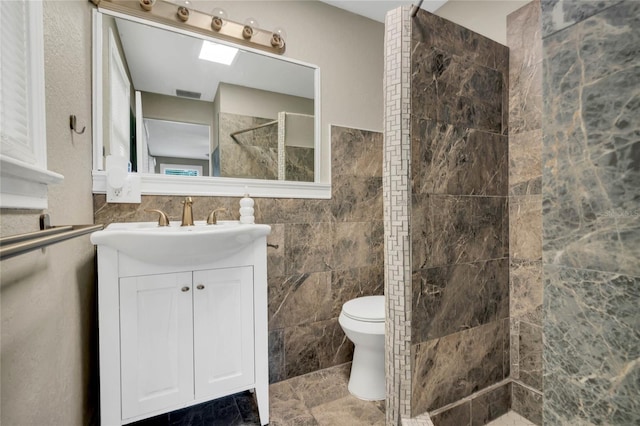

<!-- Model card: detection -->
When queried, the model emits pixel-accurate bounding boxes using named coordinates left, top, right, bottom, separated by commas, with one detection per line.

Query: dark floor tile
left=129, top=413, right=170, bottom=426
left=234, top=391, right=262, bottom=424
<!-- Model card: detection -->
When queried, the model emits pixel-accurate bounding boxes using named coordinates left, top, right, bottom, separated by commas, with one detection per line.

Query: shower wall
left=384, top=6, right=510, bottom=423
left=541, top=0, right=640, bottom=424
left=94, top=125, right=384, bottom=384
left=506, top=1, right=543, bottom=424
left=218, top=112, right=279, bottom=180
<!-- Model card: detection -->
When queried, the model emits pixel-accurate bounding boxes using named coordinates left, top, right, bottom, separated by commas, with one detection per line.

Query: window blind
left=0, top=0, right=35, bottom=164
left=0, top=0, right=63, bottom=210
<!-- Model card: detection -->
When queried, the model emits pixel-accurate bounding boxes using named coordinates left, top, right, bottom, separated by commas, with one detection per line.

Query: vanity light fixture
left=92, top=0, right=286, bottom=54
left=198, top=40, right=238, bottom=65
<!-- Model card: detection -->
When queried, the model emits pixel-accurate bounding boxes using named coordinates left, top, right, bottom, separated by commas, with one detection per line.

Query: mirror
left=93, top=7, right=326, bottom=197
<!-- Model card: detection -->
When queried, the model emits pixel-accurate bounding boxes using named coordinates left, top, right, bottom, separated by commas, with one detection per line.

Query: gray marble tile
left=285, top=146, right=314, bottom=182
left=331, top=265, right=384, bottom=318
left=411, top=320, right=508, bottom=414
left=412, top=259, right=509, bottom=342
left=412, top=195, right=509, bottom=269
left=267, top=223, right=285, bottom=278
left=512, top=382, right=542, bottom=425
left=268, top=272, right=333, bottom=330
left=541, top=0, right=625, bottom=38
left=509, top=130, right=542, bottom=196
left=284, top=318, right=353, bottom=379
left=285, top=223, right=333, bottom=274
left=260, top=199, right=331, bottom=225
left=508, top=0, right=542, bottom=137
left=310, top=395, right=385, bottom=426
left=269, top=330, right=286, bottom=384
left=508, top=0, right=542, bottom=71
left=331, top=126, right=383, bottom=178
left=510, top=319, right=520, bottom=380
left=331, top=177, right=383, bottom=222
left=431, top=402, right=470, bottom=426
left=544, top=265, right=640, bottom=425
left=269, top=381, right=318, bottom=426
left=219, top=113, right=279, bottom=180
left=542, top=65, right=640, bottom=276
left=501, top=318, right=511, bottom=380
left=332, top=221, right=383, bottom=271
left=470, top=383, right=511, bottom=426
left=509, top=62, right=542, bottom=135
left=412, top=46, right=504, bottom=134
left=287, top=364, right=351, bottom=409
left=518, top=322, right=543, bottom=391
left=509, top=195, right=542, bottom=261
left=94, top=195, right=244, bottom=226
left=510, top=259, right=543, bottom=325
left=411, top=9, right=509, bottom=75
left=543, top=1, right=639, bottom=92
left=411, top=119, right=508, bottom=196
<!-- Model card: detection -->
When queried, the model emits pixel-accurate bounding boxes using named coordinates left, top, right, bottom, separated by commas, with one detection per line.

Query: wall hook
left=69, top=115, right=86, bottom=135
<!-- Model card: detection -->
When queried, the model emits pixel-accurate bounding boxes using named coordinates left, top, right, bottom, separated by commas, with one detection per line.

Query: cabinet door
left=119, top=272, right=194, bottom=419
left=193, top=267, right=254, bottom=397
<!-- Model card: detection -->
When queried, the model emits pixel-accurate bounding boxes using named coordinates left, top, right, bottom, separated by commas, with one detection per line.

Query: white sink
left=90, top=221, right=271, bottom=265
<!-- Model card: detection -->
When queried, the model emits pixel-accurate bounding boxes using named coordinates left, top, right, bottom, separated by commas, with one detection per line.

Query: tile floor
left=131, top=363, right=385, bottom=426
left=128, top=366, right=537, bottom=426
left=485, top=411, right=536, bottom=426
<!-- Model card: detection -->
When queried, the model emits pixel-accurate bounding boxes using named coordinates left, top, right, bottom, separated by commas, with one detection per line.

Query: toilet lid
left=342, top=296, right=385, bottom=322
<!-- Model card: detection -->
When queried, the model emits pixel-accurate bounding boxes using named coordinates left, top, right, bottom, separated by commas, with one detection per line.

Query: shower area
left=383, top=1, right=638, bottom=425
left=217, top=111, right=315, bottom=182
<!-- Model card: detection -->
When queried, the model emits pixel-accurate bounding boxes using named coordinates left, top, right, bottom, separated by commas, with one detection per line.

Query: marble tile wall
left=506, top=1, right=543, bottom=424
left=284, top=146, right=314, bottom=182
left=94, top=125, right=384, bottom=385
left=409, top=8, right=510, bottom=419
left=541, top=0, right=640, bottom=424
left=218, top=112, right=279, bottom=180
left=429, top=383, right=511, bottom=426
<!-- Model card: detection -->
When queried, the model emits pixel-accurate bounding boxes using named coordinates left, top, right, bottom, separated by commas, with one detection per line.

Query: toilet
left=338, top=295, right=385, bottom=401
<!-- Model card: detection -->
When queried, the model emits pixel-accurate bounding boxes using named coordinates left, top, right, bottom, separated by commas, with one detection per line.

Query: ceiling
left=115, top=17, right=315, bottom=103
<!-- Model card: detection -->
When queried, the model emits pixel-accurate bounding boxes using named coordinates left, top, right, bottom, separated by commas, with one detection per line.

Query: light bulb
left=271, top=26, right=287, bottom=49
left=242, top=17, right=259, bottom=39
left=139, top=0, right=155, bottom=11
left=177, top=6, right=189, bottom=21
left=211, top=7, right=228, bottom=31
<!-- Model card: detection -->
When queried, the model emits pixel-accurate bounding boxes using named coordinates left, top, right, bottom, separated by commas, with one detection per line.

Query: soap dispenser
left=239, top=190, right=255, bottom=224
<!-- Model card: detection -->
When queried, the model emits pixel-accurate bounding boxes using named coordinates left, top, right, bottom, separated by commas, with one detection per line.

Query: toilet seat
left=341, top=295, right=384, bottom=323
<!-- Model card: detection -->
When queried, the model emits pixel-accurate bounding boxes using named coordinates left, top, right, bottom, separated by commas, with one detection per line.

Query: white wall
left=434, top=0, right=529, bottom=44
left=0, top=1, right=97, bottom=425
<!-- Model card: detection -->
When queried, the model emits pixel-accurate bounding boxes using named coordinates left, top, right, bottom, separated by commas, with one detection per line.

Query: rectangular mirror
left=93, top=4, right=328, bottom=198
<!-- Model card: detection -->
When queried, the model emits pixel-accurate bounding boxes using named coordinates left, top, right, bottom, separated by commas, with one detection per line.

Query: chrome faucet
left=181, top=197, right=194, bottom=226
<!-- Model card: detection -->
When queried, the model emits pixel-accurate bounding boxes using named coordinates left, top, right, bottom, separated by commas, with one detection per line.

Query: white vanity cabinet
left=119, top=267, right=255, bottom=419
left=93, top=224, right=270, bottom=426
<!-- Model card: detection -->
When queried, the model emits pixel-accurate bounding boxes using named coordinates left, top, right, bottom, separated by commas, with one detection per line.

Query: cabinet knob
left=181, top=286, right=190, bottom=292
left=197, top=284, right=205, bottom=290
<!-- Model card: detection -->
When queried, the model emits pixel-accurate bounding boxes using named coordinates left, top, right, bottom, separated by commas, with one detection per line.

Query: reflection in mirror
left=142, top=118, right=210, bottom=176
left=97, top=11, right=319, bottom=185
left=217, top=111, right=314, bottom=181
